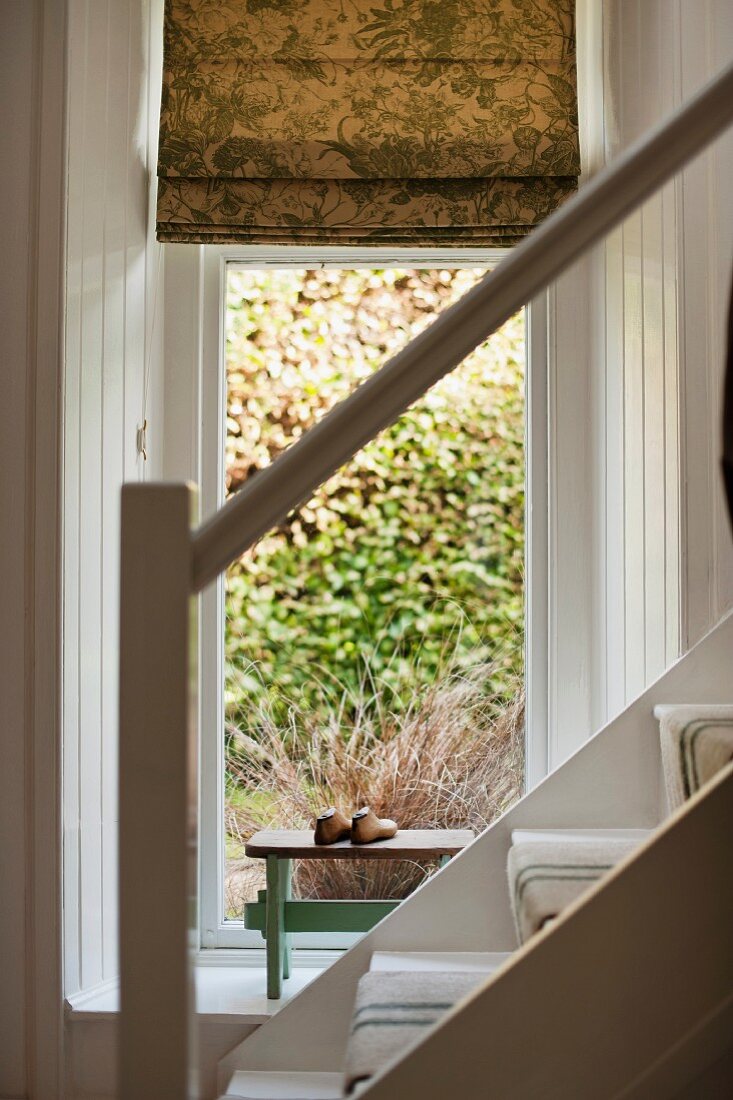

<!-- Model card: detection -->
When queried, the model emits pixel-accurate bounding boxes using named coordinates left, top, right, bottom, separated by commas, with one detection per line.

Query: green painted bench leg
left=280, top=858, right=292, bottom=981
left=266, top=855, right=283, bottom=999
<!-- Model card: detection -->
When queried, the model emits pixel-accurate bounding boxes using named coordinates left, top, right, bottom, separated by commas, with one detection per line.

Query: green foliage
left=225, top=268, right=525, bottom=735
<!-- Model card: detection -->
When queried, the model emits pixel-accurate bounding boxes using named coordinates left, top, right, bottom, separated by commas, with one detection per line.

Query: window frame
left=190, top=244, right=548, bottom=955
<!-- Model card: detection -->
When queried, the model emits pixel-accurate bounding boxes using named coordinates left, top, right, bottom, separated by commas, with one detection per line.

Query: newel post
left=119, top=483, right=199, bottom=1099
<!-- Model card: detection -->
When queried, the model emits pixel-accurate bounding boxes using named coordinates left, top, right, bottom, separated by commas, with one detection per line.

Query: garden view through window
left=222, top=266, right=525, bottom=925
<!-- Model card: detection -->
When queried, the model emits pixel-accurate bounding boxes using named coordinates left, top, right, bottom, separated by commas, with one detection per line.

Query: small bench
left=244, top=829, right=474, bottom=998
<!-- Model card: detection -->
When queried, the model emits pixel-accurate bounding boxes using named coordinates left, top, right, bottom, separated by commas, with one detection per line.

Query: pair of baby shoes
left=313, top=806, right=398, bottom=845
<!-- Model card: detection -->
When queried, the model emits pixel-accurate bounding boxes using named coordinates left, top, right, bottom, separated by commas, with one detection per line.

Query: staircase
left=118, top=61, right=733, bottom=1100
left=216, top=637, right=733, bottom=1099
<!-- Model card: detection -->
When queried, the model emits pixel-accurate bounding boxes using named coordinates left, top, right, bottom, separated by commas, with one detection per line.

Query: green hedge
left=224, top=268, right=524, bottom=733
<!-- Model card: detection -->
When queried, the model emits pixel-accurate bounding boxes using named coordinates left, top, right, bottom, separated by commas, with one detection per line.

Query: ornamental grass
left=224, top=649, right=523, bottom=913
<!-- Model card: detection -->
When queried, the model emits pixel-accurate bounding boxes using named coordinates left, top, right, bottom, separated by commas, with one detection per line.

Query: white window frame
left=167, top=244, right=549, bottom=955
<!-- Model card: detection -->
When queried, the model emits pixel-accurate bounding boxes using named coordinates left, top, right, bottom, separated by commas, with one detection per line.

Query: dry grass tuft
left=225, top=655, right=524, bottom=911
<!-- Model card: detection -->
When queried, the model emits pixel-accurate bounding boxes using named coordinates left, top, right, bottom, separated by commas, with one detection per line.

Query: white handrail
left=192, top=59, right=733, bottom=593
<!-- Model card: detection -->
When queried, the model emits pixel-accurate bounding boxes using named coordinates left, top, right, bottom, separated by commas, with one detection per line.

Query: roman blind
left=156, top=0, right=579, bottom=246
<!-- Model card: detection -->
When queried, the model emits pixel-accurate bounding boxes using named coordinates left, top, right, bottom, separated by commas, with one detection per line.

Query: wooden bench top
left=245, top=828, right=474, bottom=860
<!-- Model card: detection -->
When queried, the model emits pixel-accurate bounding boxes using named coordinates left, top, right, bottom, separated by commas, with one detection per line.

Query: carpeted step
left=343, top=969, right=482, bottom=1093
left=508, top=829, right=652, bottom=944
left=654, top=704, right=733, bottom=811
left=370, top=950, right=511, bottom=973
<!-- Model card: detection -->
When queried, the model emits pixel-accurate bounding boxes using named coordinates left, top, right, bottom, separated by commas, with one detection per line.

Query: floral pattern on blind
left=157, top=0, right=578, bottom=245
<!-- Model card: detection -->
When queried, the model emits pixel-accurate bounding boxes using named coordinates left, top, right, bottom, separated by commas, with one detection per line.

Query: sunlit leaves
left=224, top=267, right=525, bottom=734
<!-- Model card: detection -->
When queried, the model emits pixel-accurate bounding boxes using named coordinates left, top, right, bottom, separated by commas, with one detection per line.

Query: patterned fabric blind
left=157, top=0, right=578, bottom=246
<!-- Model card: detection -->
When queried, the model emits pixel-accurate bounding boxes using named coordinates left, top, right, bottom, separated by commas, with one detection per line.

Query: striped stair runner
left=655, top=704, right=733, bottom=811
left=507, top=828, right=651, bottom=944
left=343, top=970, right=483, bottom=1094
left=338, top=830, right=652, bottom=1092
left=340, top=952, right=510, bottom=1093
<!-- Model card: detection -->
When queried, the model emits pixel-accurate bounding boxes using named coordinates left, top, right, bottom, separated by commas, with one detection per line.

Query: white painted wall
left=591, top=0, right=684, bottom=722
left=675, top=1, right=733, bottom=644
left=600, top=0, right=733, bottom=706
left=62, top=0, right=165, bottom=1001
left=548, top=0, right=733, bottom=769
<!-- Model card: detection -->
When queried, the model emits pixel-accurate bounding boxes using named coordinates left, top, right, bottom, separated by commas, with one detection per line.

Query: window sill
left=65, top=958, right=326, bottom=1024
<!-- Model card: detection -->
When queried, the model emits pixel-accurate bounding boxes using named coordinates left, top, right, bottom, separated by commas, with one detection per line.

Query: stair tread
left=344, top=970, right=482, bottom=1093
left=221, top=1070, right=343, bottom=1099
left=508, top=832, right=646, bottom=943
left=370, top=950, right=511, bottom=973
left=511, top=827, right=653, bottom=845
left=656, top=704, right=733, bottom=811
left=654, top=703, right=733, bottom=719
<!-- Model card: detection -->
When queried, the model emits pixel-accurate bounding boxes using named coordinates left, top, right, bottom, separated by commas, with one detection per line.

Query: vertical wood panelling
left=662, top=179, right=681, bottom=669
left=77, top=0, right=107, bottom=993
left=62, top=0, right=86, bottom=998
left=565, top=0, right=733, bottom=750
left=612, top=0, right=681, bottom=709
left=603, top=226, right=626, bottom=718
left=710, top=0, right=733, bottom=619
left=125, top=0, right=148, bottom=486
left=588, top=239, right=609, bottom=732
left=596, top=0, right=684, bottom=721
left=549, top=0, right=681, bottom=765
left=678, top=1, right=715, bottom=647
left=549, top=0, right=717, bottom=764
left=677, top=0, right=733, bottom=645
left=63, top=0, right=164, bottom=998
left=101, top=0, right=131, bottom=983
left=642, top=194, right=668, bottom=685
left=621, top=210, right=645, bottom=701
left=548, top=256, right=594, bottom=766
left=144, top=0, right=167, bottom=477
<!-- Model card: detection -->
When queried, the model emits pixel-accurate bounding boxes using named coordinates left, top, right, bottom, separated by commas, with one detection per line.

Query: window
left=194, top=247, right=547, bottom=955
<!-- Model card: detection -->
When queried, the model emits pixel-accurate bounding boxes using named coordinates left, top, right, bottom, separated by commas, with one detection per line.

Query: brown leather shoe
left=351, top=806, right=398, bottom=844
left=313, top=807, right=351, bottom=845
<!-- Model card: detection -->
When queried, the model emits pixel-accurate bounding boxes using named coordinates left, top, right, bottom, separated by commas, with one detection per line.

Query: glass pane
left=223, top=267, right=525, bottom=924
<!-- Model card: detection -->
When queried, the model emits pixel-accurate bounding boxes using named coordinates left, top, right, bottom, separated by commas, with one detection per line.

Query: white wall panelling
left=62, top=0, right=165, bottom=1001
left=600, top=0, right=733, bottom=704
left=608, top=0, right=683, bottom=709
left=547, top=0, right=733, bottom=770
left=547, top=253, right=595, bottom=765
left=546, top=0, right=682, bottom=766
left=524, top=291, right=551, bottom=790
left=677, top=0, right=733, bottom=644
left=162, top=244, right=205, bottom=485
